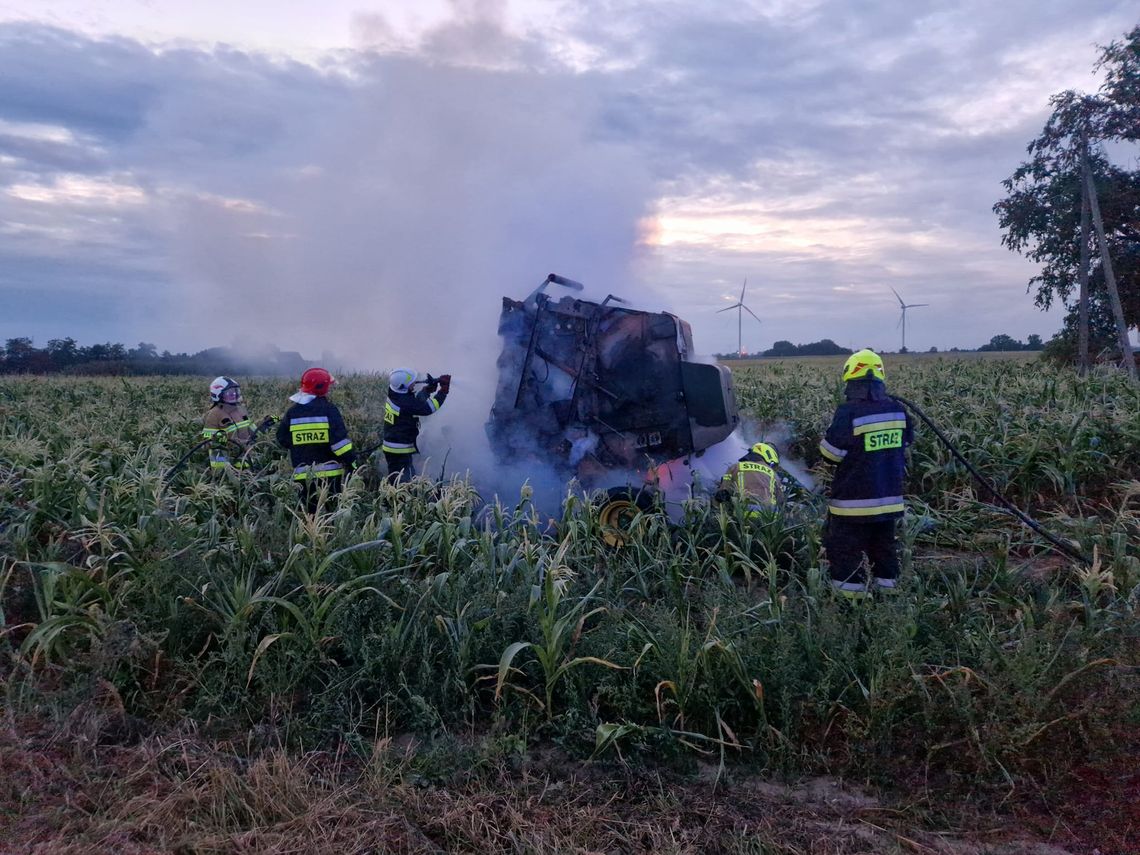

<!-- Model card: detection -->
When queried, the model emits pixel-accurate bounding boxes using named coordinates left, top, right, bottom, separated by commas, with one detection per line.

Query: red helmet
left=300, top=367, right=336, bottom=396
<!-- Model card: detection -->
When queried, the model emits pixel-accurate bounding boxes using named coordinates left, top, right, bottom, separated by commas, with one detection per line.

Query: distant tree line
left=0, top=337, right=312, bottom=376
left=977, top=333, right=1045, bottom=352
left=717, top=339, right=853, bottom=359
left=716, top=334, right=1050, bottom=359
left=763, top=339, right=851, bottom=357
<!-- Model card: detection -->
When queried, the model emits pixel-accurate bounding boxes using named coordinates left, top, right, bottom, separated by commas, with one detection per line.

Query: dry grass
left=0, top=712, right=1098, bottom=855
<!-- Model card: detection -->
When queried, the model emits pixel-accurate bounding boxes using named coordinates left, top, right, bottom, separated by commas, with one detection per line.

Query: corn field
left=1, top=359, right=1138, bottom=798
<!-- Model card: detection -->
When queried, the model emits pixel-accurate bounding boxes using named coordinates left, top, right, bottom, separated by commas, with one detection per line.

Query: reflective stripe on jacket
left=720, top=454, right=783, bottom=511
left=819, top=379, right=913, bottom=521
left=292, top=461, right=345, bottom=481
left=381, top=386, right=447, bottom=454
left=276, top=397, right=355, bottom=475
left=203, top=403, right=253, bottom=471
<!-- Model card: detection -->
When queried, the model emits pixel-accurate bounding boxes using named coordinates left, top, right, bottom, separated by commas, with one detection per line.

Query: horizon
left=1, top=3, right=1137, bottom=362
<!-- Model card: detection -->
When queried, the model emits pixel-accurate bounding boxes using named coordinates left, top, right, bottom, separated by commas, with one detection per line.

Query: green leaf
left=494, top=641, right=533, bottom=701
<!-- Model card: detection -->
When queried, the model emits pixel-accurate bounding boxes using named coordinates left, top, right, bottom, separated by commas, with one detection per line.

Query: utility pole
left=1083, top=147, right=1137, bottom=382
left=1077, top=143, right=1091, bottom=374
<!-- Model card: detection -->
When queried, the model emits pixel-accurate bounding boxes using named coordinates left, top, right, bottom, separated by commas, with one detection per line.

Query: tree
left=129, top=342, right=158, bottom=360
left=1042, top=299, right=1121, bottom=363
left=979, top=334, right=1025, bottom=352
left=46, top=337, right=79, bottom=366
left=1025, top=334, right=1043, bottom=351
left=765, top=340, right=798, bottom=357
left=994, top=27, right=1140, bottom=361
left=800, top=338, right=851, bottom=356
left=3, top=337, right=36, bottom=370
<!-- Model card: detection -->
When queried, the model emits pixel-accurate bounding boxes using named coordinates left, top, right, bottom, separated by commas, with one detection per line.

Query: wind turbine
left=891, top=286, right=929, bottom=353
left=717, top=279, right=763, bottom=358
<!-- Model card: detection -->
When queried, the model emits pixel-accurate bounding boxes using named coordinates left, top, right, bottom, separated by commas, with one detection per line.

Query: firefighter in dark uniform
left=715, top=441, right=785, bottom=517
left=818, top=349, right=913, bottom=598
left=381, top=367, right=450, bottom=483
left=276, top=367, right=356, bottom=511
left=202, top=376, right=256, bottom=472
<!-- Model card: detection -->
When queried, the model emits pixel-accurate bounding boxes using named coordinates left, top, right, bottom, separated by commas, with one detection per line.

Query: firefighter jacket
left=818, top=379, right=913, bottom=521
left=719, top=452, right=783, bottom=513
left=276, top=397, right=356, bottom=480
left=381, top=386, right=448, bottom=455
left=203, top=403, right=254, bottom=470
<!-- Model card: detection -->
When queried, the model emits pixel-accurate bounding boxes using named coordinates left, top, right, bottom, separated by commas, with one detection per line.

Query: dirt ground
left=2, top=710, right=1135, bottom=855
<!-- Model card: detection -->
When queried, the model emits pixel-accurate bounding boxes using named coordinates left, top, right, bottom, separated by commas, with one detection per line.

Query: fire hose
left=167, top=373, right=454, bottom=485
left=162, top=436, right=217, bottom=484
left=163, top=416, right=279, bottom=485
left=351, top=373, right=451, bottom=476
left=894, top=396, right=1092, bottom=566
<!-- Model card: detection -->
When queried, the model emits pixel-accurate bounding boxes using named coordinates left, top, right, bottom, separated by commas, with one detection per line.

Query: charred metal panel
left=487, top=277, right=739, bottom=483
left=681, top=362, right=739, bottom=451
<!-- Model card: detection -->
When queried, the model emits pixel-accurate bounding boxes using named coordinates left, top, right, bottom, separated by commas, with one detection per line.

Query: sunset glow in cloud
left=0, top=1, right=1136, bottom=358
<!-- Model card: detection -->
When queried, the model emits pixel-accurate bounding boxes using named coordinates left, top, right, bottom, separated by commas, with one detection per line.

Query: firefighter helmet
left=842, top=349, right=885, bottom=382
left=209, top=376, right=242, bottom=404
left=750, top=442, right=779, bottom=466
left=300, top=367, right=336, bottom=396
left=388, top=367, right=416, bottom=394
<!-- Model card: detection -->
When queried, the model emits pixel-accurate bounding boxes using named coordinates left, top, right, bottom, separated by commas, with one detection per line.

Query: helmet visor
left=220, top=385, right=242, bottom=404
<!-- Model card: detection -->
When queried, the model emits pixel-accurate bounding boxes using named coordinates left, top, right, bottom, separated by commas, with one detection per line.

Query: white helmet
left=388, top=367, right=416, bottom=393
left=209, top=376, right=242, bottom=404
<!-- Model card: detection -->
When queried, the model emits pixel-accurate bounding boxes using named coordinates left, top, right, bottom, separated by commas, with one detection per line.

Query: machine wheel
left=597, top=486, right=657, bottom=548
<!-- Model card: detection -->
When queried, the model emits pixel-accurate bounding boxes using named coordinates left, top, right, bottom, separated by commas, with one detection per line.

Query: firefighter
left=818, top=349, right=913, bottom=598
left=202, top=376, right=256, bottom=472
left=276, top=367, right=356, bottom=510
left=715, top=441, right=784, bottom=517
left=382, top=367, right=450, bottom=483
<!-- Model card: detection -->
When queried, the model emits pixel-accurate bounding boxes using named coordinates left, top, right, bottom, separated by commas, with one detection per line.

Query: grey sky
left=0, top=1, right=1136, bottom=360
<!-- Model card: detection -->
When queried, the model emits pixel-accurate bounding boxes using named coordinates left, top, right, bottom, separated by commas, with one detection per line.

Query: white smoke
left=741, top=418, right=817, bottom=493
left=154, top=35, right=666, bottom=504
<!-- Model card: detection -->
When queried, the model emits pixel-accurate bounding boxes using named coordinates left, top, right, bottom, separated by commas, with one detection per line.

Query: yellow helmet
left=842, top=349, right=885, bottom=382
left=750, top=442, right=779, bottom=466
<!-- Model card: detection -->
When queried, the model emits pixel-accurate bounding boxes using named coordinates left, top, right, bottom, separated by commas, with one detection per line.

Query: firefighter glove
left=258, top=415, right=279, bottom=431
left=714, top=489, right=731, bottom=504
left=438, top=374, right=452, bottom=393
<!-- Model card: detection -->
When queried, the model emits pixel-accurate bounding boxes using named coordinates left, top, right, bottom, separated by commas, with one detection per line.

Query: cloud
left=0, top=0, right=1137, bottom=364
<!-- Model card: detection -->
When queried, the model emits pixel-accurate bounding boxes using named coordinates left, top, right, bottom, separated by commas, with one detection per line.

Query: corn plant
left=490, top=537, right=624, bottom=720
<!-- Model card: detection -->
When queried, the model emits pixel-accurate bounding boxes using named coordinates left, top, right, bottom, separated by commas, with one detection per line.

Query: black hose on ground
left=776, top=463, right=823, bottom=497
left=162, top=437, right=216, bottom=484
left=894, top=395, right=1092, bottom=566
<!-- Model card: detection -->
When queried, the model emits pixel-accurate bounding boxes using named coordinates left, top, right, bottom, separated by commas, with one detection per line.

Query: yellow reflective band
left=819, top=443, right=843, bottom=463
left=384, top=401, right=399, bottom=425
left=293, top=468, right=344, bottom=480
left=828, top=503, right=905, bottom=517
left=428, top=396, right=440, bottom=412
left=852, top=419, right=906, bottom=436
left=382, top=445, right=415, bottom=454
left=332, top=440, right=354, bottom=456
left=209, top=460, right=228, bottom=469
left=202, top=428, right=220, bottom=438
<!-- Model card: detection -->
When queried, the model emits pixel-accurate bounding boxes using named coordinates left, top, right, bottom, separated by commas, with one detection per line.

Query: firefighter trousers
left=384, top=453, right=416, bottom=485
left=299, top=476, right=343, bottom=513
left=823, top=516, right=899, bottom=585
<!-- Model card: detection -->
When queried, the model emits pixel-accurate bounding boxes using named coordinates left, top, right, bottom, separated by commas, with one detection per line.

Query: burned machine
left=486, top=274, right=740, bottom=486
